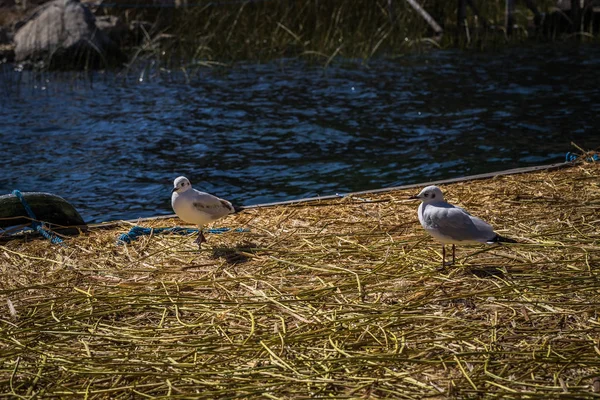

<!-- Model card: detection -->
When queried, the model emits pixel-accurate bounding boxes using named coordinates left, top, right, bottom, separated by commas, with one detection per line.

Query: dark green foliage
left=123, top=0, right=565, bottom=67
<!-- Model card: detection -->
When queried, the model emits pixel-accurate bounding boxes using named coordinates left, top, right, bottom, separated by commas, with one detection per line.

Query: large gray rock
left=14, top=0, right=124, bottom=68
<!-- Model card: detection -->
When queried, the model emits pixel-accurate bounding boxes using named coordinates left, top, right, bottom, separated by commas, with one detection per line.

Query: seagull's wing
left=191, top=190, right=235, bottom=220
left=426, top=204, right=495, bottom=242
left=455, top=205, right=472, bottom=216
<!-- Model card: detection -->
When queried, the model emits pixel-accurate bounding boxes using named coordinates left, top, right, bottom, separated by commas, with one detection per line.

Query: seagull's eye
left=431, top=194, right=436, bottom=199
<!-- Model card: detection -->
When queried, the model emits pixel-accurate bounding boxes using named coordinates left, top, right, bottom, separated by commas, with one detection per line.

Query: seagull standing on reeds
left=171, top=176, right=240, bottom=247
left=410, top=185, right=516, bottom=267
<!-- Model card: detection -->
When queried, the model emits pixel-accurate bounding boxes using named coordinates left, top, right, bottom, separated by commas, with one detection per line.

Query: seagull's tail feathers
left=219, top=199, right=244, bottom=215
left=488, top=234, right=518, bottom=244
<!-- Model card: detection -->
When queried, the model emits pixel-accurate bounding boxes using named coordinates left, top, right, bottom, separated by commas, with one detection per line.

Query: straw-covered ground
left=1, top=162, right=599, bottom=398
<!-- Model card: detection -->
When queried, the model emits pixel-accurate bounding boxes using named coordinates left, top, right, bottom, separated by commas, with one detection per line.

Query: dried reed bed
left=1, top=162, right=599, bottom=398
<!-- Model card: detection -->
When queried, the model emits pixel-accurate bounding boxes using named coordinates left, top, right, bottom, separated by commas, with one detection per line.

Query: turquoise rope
left=565, top=152, right=599, bottom=162
left=12, top=190, right=64, bottom=245
left=117, top=226, right=249, bottom=244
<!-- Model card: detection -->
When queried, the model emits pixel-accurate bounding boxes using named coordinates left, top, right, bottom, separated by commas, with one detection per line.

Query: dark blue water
left=1, top=45, right=599, bottom=223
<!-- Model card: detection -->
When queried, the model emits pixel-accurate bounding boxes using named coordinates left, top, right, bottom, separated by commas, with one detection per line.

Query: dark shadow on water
left=211, top=241, right=259, bottom=265
left=469, top=266, right=506, bottom=279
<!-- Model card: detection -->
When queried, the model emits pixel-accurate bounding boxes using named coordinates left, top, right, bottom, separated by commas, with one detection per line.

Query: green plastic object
left=0, top=191, right=87, bottom=234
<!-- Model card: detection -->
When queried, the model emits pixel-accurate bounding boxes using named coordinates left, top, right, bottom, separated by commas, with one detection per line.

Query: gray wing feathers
left=192, top=191, right=235, bottom=219
left=219, top=199, right=234, bottom=212
left=428, top=206, right=495, bottom=242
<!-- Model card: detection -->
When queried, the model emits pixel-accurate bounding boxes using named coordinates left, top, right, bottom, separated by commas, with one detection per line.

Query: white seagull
left=410, top=185, right=515, bottom=267
left=171, top=176, right=240, bottom=247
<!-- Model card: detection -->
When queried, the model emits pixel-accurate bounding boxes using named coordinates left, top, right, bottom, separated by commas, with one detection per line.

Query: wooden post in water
left=572, top=0, right=582, bottom=32
left=505, top=0, right=515, bottom=36
left=583, top=0, right=594, bottom=33
left=457, top=0, right=467, bottom=40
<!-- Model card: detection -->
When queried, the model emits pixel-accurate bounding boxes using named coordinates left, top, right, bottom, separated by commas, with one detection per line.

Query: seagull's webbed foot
left=194, top=230, right=207, bottom=248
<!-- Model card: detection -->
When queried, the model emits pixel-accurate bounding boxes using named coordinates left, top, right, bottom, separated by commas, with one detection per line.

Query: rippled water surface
left=1, top=45, right=599, bottom=223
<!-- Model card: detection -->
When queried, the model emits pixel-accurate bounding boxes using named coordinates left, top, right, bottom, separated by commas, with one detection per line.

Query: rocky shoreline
left=0, top=0, right=163, bottom=68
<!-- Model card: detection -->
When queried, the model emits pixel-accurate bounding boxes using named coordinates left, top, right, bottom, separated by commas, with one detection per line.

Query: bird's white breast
left=172, top=191, right=215, bottom=226
left=418, top=202, right=468, bottom=244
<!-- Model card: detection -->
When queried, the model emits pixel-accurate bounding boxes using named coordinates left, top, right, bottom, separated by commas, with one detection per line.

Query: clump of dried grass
left=1, top=163, right=599, bottom=398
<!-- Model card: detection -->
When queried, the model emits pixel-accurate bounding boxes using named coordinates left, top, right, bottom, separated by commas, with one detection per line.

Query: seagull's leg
left=194, top=226, right=207, bottom=246
left=452, top=244, right=456, bottom=265
left=442, top=245, right=446, bottom=267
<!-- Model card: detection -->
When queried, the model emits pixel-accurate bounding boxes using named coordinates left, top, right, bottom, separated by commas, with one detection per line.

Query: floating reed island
left=1, top=161, right=600, bottom=398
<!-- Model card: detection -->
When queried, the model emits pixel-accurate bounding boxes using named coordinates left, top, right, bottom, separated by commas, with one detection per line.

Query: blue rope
left=117, top=225, right=249, bottom=244
left=566, top=152, right=599, bottom=162
left=11, top=190, right=64, bottom=245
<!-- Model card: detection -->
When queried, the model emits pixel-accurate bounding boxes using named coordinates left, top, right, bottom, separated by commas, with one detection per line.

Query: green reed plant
left=122, top=0, right=564, bottom=69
